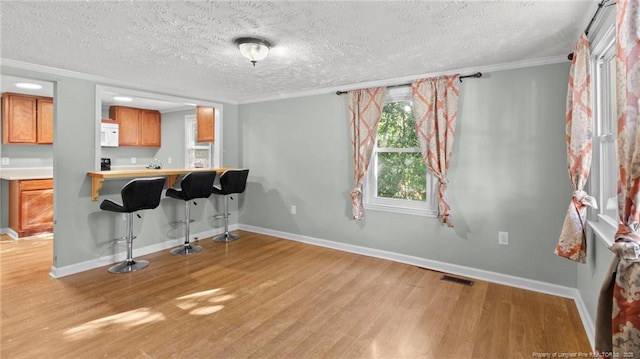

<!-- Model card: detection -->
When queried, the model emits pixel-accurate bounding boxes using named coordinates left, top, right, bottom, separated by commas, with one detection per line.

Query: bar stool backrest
left=120, top=177, right=166, bottom=212
left=181, top=171, right=217, bottom=200
left=218, top=169, right=250, bottom=195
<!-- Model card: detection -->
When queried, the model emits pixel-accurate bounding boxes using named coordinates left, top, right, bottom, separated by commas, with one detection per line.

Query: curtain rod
left=335, top=72, right=482, bottom=95
left=567, top=0, right=614, bottom=60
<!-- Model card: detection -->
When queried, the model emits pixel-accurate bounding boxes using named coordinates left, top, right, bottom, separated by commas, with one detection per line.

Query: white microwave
left=101, top=123, right=119, bottom=147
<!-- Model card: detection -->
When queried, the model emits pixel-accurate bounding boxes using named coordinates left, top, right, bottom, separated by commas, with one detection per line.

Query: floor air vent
left=440, top=275, right=474, bottom=286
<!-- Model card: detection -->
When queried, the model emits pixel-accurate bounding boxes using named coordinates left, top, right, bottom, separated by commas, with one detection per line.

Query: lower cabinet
left=9, top=179, right=53, bottom=237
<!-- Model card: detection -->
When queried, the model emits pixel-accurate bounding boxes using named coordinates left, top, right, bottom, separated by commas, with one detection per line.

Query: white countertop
left=0, top=167, right=53, bottom=180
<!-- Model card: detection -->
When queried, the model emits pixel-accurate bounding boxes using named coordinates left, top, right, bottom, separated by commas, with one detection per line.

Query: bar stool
left=100, top=177, right=166, bottom=273
left=166, top=171, right=217, bottom=255
left=212, top=169, right=249, bottom=242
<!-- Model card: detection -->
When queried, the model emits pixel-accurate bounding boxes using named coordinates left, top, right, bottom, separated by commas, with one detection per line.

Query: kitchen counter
left=87, top=167, right=229, bottom=201
left=0, top=167, right=53, bottom=180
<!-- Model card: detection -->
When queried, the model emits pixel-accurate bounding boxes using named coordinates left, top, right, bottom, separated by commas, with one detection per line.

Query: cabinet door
left=21, top=188, right=54, bottom=230
left=139, top=110, right=161, bottom=147
left=37, top=97, right=54, bottom=144
left=111, top=106, right=140, bottom=146
left=196, top=106, right=215, bottom=143
left=9, top=179, right=54, bottom=237
left=2, top=93, right=37, bottom=144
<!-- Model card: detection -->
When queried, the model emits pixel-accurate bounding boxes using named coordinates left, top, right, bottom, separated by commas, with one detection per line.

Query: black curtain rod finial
left=459, top=72, right=482, bottom=82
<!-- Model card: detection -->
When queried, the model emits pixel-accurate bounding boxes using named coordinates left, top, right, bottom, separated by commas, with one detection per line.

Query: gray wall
left=0, top=145, right=53, bottom=168
left=1, top=64, right=239, bottom=271
left=579, top=227, right=615, bottom=330
left=155, top=109, right=194, bottom=169
left=238, top=63, right=578, bottom=287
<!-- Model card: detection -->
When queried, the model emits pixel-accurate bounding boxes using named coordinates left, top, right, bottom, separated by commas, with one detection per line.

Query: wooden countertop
left=87, top=167, right=228, bottom=201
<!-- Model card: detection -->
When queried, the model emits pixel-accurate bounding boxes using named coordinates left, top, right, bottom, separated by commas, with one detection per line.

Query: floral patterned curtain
left=348, top=87, right=388, bottom=220
left=595, top=0, right=640, bottom=354
left=411, top=75, right=460, bottom=227
left=555, top=33, right=597, bottom=263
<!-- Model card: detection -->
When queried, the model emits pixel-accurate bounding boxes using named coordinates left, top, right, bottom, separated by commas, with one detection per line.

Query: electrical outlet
left=1, top=157, right=9, bottom=166
left=131, top=157, right=136, bottom=164
left=291, top=205, right=297, bottom=215
left=168, top=157, right=172, bottom=164
left=498, top=231, right=509, bottom=245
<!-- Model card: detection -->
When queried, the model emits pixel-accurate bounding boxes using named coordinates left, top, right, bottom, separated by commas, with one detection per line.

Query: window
left=591, top=16, right=618, bottom=227
left=185, top=114, right=212, bottom=168
left=364, top=87, right=437, bottom=216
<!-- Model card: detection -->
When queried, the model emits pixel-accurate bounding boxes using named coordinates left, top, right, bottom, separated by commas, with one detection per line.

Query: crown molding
left=0, top=58, right=239, bottom=105
left=2, top=55, right=568, bottom=106
left=238, top=55, right=568, bottom=104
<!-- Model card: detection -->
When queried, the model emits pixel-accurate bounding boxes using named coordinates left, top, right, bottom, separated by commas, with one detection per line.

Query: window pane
left=186, top=115, right=212, bottom=168
left=376, top=152, right=426, bottom=201
left=378, top=101, right=418, bottom=148
left=604, top=56, right=617, bottom=135
left=602, top=139, right=618, bottom=220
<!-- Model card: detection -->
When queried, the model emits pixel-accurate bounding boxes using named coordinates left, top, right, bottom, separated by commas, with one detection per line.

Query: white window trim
left=587, top=9, right=618, bottom=245
left=363, top=87, right=437, bottom=217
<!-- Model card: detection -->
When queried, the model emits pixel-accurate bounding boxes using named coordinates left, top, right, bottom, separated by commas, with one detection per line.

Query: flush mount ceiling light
left=113, top=96, right=133, bottom=102
left=233, top=37, right=272, bottom=67
left=15, top=82, right=42, bottom=90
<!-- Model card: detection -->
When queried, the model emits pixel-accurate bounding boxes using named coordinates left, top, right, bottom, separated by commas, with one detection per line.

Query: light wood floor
left=1, top=231, right=591, bottom=358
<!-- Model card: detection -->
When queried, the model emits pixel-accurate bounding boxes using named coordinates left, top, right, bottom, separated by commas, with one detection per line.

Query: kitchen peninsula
left=87, top=167, right=228, bottom=201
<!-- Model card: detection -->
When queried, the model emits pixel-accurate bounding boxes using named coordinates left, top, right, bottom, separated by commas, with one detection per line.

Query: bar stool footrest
left=112, top=235, right=136, bottom=244
left=170, top=219, right=196, bottom=226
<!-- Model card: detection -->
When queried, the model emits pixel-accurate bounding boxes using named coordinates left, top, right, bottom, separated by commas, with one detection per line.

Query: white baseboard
left=0, top=227, right=19, bottom=239
left=238, top=223, right=595, bottom=349
left=49, top=224, right=237, bottom=278
left=573, top=292, right=595, bottom=349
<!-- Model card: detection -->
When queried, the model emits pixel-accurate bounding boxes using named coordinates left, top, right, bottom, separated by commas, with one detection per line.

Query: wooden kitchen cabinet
left=139, top=110, right=161, bottom=146
left=109, top=106, right=161, bottom=147
left=196, top=106, right=215, bottom=142
left=2, top=92, right=53, bottom=144
left=9, top=179, right=54, bottom=238
left=37, top=97, right=53, bottom=144
left=110, top=106, right=139, bottom=146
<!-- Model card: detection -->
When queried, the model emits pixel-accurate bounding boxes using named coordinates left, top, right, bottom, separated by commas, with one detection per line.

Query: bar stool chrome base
left=170, top=244, right=203, bottom=255
left=108, top=259, right=149, bottom=273
left=214, top=231, right=239, bottom=242
left=169, top=199, right=202, bottom=256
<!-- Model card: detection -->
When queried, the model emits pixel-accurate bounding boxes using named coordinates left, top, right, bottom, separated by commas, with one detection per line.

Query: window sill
left=587, top=216, right=616, bottom=247
left=364, top=202, right=437, bottom=217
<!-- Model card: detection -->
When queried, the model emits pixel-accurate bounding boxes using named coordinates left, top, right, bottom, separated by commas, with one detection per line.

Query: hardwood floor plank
left=0, top=232, right=592, bottom=358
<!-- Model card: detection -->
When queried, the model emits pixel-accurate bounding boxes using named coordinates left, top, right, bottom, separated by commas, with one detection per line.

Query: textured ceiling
left=0, top=1, right=597, bottom=104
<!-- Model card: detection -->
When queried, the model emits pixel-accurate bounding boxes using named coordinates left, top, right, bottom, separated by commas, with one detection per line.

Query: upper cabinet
left=37, top=97, right=53, bottom=144
left=196, top=106, right=215, bottom=143
left=139, top=109, right=161, bottom=147
left=109, top=106, right=161, bottom=147
left=2, top=92, right=53, bottom=145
